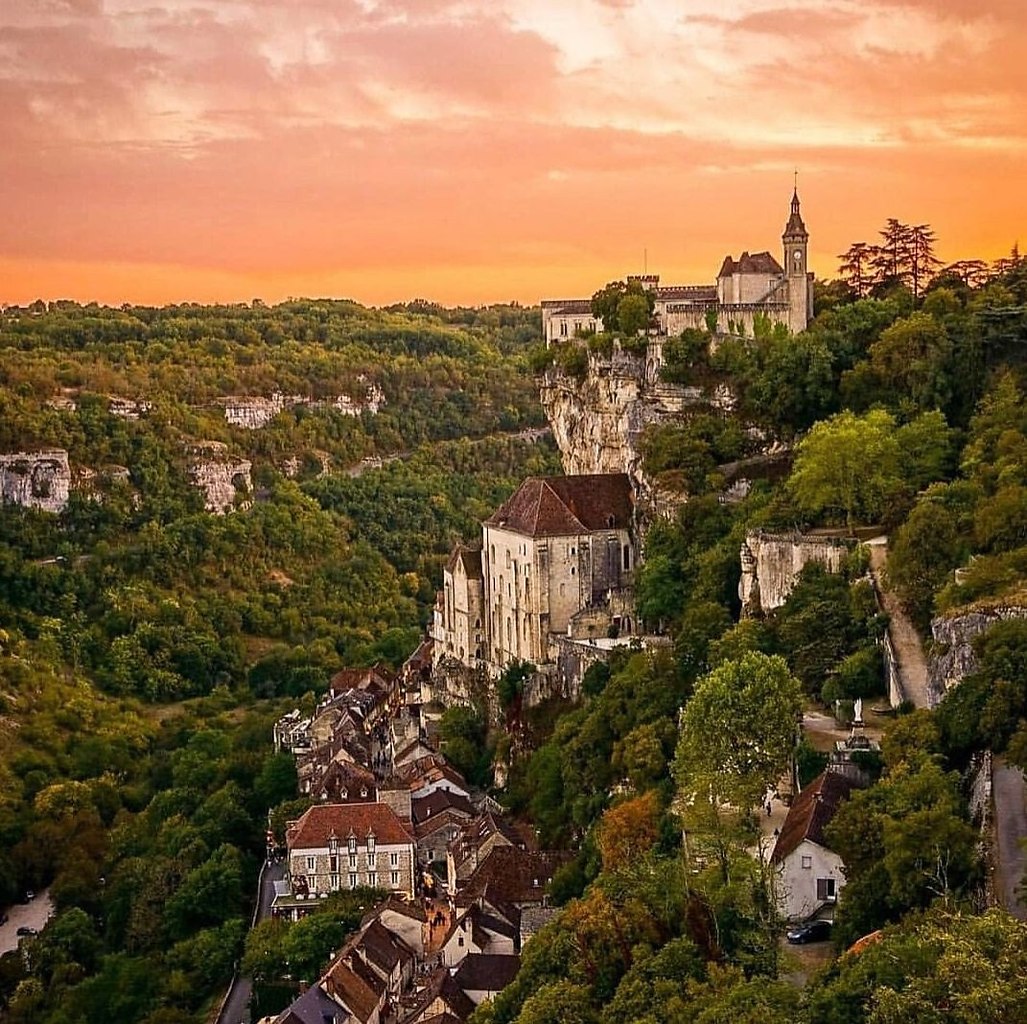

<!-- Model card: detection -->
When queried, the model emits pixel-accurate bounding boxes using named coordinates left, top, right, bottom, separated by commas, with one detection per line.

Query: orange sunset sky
left=2, top=0, right=1026, bottom=308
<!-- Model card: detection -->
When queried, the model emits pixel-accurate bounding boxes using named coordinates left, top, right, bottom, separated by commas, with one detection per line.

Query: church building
left=541, top=190, right=814, bottom=342
left=432, top=474, right=639, bottom=676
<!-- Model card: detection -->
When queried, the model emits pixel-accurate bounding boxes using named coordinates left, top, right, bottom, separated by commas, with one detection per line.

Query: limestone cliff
left=186, top=443, right=252, bottom=514
left=739, top=530, right=852, bottom=616
left=929, top=605, right=1027, bottom=698
left=0, top=450, right=71, bottom=512
left=540, top=347, right=715, bottom=509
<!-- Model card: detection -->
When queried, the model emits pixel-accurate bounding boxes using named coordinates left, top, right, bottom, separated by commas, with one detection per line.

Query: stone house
left=457, top=846, right=572, bottom=911
left=438, top=902, right=519, bottom=968
left=447, top=812, right=535, bottom=893
left=771, top=771, right=855, bottom=921
left=275, top=803, right=417, bottom=918
left=434, top=474, right=638, bottom=676
left=412, top=790, right=475, bottom=869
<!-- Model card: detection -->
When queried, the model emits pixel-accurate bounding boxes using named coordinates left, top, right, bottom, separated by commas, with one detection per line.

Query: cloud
left=0, top=0, right=1024, bottom=304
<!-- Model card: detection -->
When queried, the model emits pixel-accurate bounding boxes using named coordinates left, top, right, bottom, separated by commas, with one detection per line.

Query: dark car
left=786, top=919, right=832, bottom=944
left=16, top=926, right=37, bottom=937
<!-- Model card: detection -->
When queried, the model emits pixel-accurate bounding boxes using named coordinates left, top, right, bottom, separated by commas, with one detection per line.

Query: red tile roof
left=288, top=802, right=415, bottom=849
left=484, top=474, right=633, bottom=538
left=771, top=771, right=855, bottom=864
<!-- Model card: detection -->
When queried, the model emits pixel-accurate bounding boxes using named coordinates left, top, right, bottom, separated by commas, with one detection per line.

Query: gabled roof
left=771, top=771, right=855, bottom=864
left=360, top=918, right=417, bottom=975
left=412, top=790, right=475, bottom=825
left=484, top=474, right=633, bottom=538
left=400, top=968, right=476, bottom=1023
left=322, top=958, right=382, bottom=1024
left=453, top=953, right=521, bottom=994
left=718, top=251, right=785, bottom=277
left=275, top=984, right=347, bottom=1024
left=287, top=802, right=415, bottom=849
left=446, top=544, right=483, bottom=579
left=460, top=847, right=572, bottom=906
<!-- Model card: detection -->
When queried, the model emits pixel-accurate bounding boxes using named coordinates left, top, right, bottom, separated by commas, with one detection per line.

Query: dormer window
left=367, top=835, right=376, bottom=857
left=348, top=836, right=357, bottom=855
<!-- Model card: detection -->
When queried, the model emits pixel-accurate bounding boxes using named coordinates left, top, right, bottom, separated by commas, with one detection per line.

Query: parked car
left=16, top=926, right=37, bottom=937
left=22, top=891, right=35, bottom=903
left=786, top=919, right=832, bottom=944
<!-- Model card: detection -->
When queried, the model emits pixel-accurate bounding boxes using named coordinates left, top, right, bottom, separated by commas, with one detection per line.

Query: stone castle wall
left=739, top=530, right=852, bottom=616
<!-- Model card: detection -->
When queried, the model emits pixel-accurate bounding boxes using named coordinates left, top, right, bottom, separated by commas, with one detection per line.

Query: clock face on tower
left=793, top=250, right=802, bottom=268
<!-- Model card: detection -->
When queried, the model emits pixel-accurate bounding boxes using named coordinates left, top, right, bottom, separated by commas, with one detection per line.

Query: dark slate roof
left=484, top=474, right=633, bottom=538
left=401, top=968, right=476, bottom=1023
left=783, top=190, right=808, bottom=238
left=360, top=918, right=416, bottom=974
left=275, top=984, right=347, bottom=1024
left=771, top=771, right=855, bottom=864
left=322, top=958, right=382, bottom=1024
left=413, top=790, right=475, bottom=825
left=453, top=954, right=522, bottom=994
left=445, top=544, right=483, bottom=578
left=718, top=250, right=785, bottom=277
left=460, top=847, right=572, bottom=905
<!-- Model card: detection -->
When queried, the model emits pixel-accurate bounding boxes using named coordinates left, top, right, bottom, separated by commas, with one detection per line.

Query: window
left=560, top=321, right=568, bottom=337
left=329, top=855, right=338, bottom=872
left=306, top=856, right=316, bottom=872
left=570, top=546, right=576, bottom=556
left=330, top=873, right=340, bottom=890
left=623, top=544, right=631, bottom=571
left=367, top=873, right=377, bottom=887
left=348, top=836, right=357, bottom=855
left=801, top=855, right=812, bottom=870
left=570, top=566, right=576, bottom=576
left=391, top=871, right=399, bottom=886
left=349, top=854, right=358, bottom=870
left=458, top=936, right=464, bottom=947
left=367, top=836, right=376, bottom=857
left=817, top=878, right=837, bottom=901
left=390, top=852, right=399, bottom=867
left=349, top=873, right=358, bottom=889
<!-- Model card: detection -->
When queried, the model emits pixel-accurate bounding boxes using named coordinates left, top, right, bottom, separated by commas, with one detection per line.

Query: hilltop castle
left=541, top=189, right=813, bottom=342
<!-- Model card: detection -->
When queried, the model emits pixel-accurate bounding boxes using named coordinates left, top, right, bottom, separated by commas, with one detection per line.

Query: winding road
left=216, top=860, right=285, bottom=1024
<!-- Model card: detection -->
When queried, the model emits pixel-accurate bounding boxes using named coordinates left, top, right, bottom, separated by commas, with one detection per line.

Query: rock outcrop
left=739, top=530, right=852, bottom=616
left=928, top=605, right=1027, bottom=699
left=186, top=443, right=252, bottom=514
left=0, top=450, right=72, bottom=512
left=221, top=394, right=297, bottom=429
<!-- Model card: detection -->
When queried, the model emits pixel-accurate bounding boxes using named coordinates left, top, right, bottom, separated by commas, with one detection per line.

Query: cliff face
left=929, top=606, right=1027, bottom=698
left=739, top=530, right=852, bottom=616
left=186, top=443, right=252, bottom=513
left=0, top=450, right=72, bottom=512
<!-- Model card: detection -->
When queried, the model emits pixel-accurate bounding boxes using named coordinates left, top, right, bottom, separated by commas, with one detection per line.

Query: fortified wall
left=739, top=530, right=852, bottom=616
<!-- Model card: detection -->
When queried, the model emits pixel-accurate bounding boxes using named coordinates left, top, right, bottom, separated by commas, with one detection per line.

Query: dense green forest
left=0, top=300, right=560, bottom=1022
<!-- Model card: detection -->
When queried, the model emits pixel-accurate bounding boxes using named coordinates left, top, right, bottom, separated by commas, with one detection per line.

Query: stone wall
left=739, top=530, right=852, bottom=616
left=928, top=605, right=1027, bottom=698
left=0, top=450, right=71, bottom=512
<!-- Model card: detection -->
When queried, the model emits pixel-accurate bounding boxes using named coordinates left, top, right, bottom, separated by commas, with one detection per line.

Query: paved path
left=0, top=890, right=53, bottom=956
left=217, top=861, right=284, bottom=1024
left=867, top=539, right=933, bottom=709
left=993, top=758, right=1027, bottom=920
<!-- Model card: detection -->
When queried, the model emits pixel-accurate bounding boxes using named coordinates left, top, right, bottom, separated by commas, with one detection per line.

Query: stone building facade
left=277, top=803, right=417, bottom=917
left=541, top=190, right=814, bottom=343
left=432, top=474, right=638, bottom=676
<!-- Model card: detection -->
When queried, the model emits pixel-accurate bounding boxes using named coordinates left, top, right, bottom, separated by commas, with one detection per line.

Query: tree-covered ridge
left=0, top=298, right=563, bottom=1023
left=0, top=299, right=545, bottom=468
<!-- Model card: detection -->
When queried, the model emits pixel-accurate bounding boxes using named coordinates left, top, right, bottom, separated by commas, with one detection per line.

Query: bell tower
left=782, top=186, right=812, bottom=333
